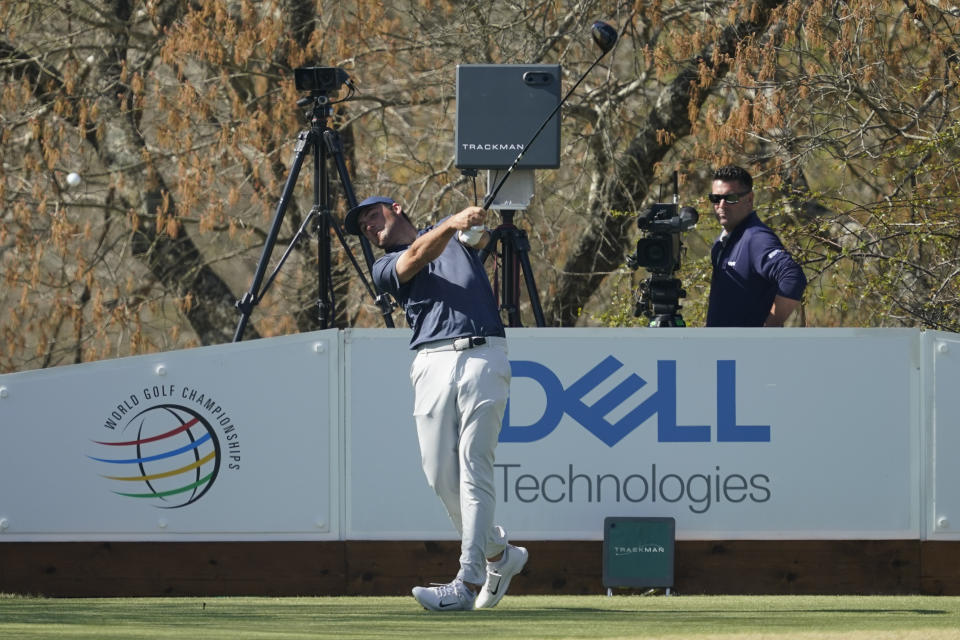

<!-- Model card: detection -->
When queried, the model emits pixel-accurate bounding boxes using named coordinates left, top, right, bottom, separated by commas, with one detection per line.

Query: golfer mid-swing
left=345, top=196, right=528, bottom=611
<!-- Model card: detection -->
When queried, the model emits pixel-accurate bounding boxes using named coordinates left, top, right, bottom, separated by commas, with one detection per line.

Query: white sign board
left=346, top=328, right=921, bottom=540
left=0, top=331, right=340, bottom=540
left=927, top=330, right=960, bottom=540
left=1, top=326, right=955, bottom=542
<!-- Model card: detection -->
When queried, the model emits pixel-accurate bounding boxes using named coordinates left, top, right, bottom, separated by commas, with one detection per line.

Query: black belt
left=417, top=336, right=488, bottom=352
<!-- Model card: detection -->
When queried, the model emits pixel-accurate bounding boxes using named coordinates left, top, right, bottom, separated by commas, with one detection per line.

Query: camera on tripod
left=294, top=67, right=349, bottom=94
left=625, top=173, right=699, bottom=327
left=628, top=203, right=699, bottom=273
left=233, top=65, right=399, bottom=342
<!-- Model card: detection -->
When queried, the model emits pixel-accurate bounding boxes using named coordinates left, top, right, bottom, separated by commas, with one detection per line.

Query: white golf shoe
left=475, top=543, right=529, bottom=609
left=412, top=578, right=477, bottom=611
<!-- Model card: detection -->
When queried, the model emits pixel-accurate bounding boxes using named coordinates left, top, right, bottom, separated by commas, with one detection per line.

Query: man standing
left=706, top=166, right=807, bottom=327
left=345, top=196, right=528, bottom=611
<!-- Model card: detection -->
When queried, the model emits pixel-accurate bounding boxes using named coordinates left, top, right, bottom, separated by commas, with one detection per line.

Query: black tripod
left=479, top=209, right=546, bottom=327
left=233, top=91, right=394, bottom=342
left=634, top=273, right=686, bottom=327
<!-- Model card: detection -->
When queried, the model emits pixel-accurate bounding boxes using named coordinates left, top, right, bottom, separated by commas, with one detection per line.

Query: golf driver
left=481, top=21, right=619, bottom=210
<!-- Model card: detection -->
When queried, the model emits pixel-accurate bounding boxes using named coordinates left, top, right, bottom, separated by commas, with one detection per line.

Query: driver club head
left=591, top=21, right=618, bottom=54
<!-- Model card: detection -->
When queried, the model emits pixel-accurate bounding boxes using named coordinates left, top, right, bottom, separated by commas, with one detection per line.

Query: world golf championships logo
left=90, top=403, right=221, bottom=509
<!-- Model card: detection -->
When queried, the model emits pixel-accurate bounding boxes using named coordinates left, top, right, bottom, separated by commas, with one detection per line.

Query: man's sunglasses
left=708, top=190, right=751, bottom=204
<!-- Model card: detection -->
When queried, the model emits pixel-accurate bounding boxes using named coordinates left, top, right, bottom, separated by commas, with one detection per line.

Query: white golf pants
left=410, top=337, right=510, bottom=585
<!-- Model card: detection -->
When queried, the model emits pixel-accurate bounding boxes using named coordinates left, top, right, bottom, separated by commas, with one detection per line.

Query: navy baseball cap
left=344, top=196, right=395, bottom=235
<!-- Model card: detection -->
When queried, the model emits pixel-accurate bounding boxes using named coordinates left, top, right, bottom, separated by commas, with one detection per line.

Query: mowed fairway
left=2, top=594, right=960, bottom=639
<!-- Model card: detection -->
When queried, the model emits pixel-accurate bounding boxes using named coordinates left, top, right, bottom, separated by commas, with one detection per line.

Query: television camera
left=625, top=174, right=699, bottom=327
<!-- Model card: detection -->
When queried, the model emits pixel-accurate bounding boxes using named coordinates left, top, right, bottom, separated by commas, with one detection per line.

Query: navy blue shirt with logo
left=372, top=218, right=506, bottom=349
left=706, top=212, right=806, bottom=327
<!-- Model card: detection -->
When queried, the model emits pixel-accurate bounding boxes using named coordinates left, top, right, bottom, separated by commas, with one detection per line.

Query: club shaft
left=483, top=50, right=610, bottom=210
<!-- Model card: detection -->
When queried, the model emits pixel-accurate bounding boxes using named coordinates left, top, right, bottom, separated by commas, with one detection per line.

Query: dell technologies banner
left=347, top=328, right=920, bottom=541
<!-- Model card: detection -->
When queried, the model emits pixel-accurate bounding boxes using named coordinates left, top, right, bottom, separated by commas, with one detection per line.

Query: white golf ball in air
left=66, top=172, right=81, bottom=187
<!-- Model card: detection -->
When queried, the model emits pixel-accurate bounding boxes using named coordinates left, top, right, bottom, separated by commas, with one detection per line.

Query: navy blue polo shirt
left=706, top=212, right=806, bottom=327
left=372, top=219, right=505, bottom=349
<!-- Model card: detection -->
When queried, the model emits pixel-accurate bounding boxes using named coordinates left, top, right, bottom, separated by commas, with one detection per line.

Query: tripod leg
left=316, top=136, right=333, bottom=329
left=501, top=216, right=523, bottom=326
left=478, top=229, right=500, bottom=264
left=322, top=129, right=396, bottom=328
left=233, top=130, right=313, bottom=342
left=514, top=238, right=546, bottom=327
left=481, top=214, right=545, bottom=328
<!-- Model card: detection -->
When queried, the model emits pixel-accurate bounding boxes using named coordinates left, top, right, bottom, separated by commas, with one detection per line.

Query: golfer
left=345, top=196, right=528, bottom=611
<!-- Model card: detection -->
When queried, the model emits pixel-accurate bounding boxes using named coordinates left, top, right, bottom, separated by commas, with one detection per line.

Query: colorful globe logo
left=90, top=404, right=221, bottom=508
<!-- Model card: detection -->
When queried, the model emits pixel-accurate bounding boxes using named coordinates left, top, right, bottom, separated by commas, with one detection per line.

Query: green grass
left=2, top=594, right=960, bottom=639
